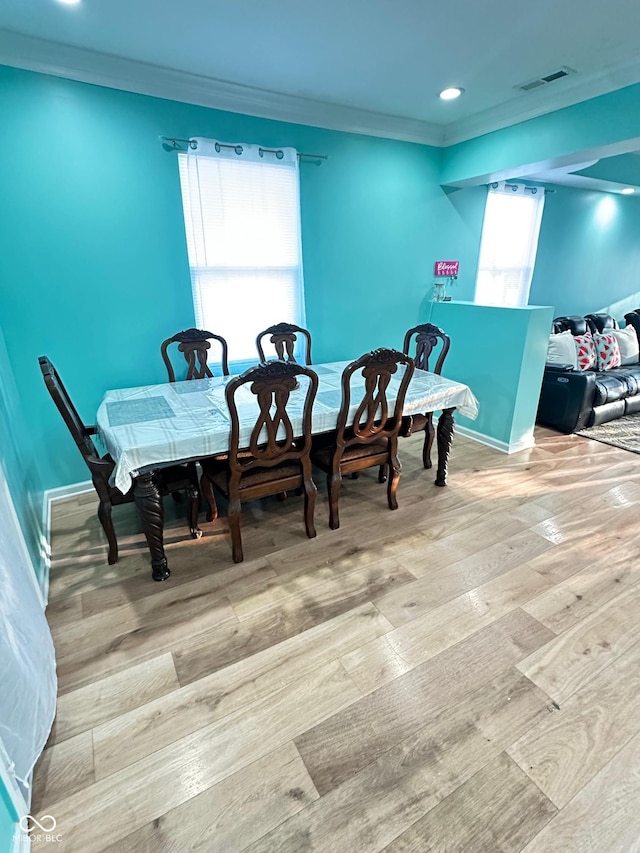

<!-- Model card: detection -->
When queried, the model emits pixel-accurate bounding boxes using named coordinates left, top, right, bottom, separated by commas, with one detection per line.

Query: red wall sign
left=434, top=260, right=459, bottom=277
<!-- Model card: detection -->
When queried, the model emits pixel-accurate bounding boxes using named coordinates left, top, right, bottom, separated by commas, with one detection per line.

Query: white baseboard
left=40, top=481, right=93, bottom=604
left=455, top=424, right=536, bottom=454
left=43, top=480, right=94, bottom=504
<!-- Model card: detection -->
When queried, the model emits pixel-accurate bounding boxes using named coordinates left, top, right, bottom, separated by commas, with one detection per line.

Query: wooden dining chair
left=311, top=348, right=415, bottom=530
left=161, top=327, right=229, bottom=522
left=201, top=360, right=318, bottom=563
left=39, top=356, right=201, bottom=567
left=402, top=323, right=451, bottom=469
left=161, top=328, right=230, bottom=382
left=256, top=322, right=313, bottom=365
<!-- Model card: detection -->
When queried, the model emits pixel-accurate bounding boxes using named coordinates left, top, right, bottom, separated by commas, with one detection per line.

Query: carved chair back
left=403, top=323, right=450, bottom=374
left=39, top=356, right=101, bottom=467
left=256, top=323, right=313, bottom=365
left=225, top=361, right=318, bottom=482
left=161, top=328, right=229, bottom=382
left=335, top=349, right=415, bottom=454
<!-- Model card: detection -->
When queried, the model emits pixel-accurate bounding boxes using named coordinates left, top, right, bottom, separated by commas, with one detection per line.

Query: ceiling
left=1, top=0, right=640, bottom=146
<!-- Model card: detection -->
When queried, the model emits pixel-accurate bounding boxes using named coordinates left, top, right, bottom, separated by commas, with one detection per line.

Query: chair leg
left=277, top=492, right=288, bottom=502
left=387, top=442, right=402, bottom=511
left=97, top=500, right=118, bottom=565
left=327, top=472, right=342, bottom=530
left=187, top=485, right=202, bottom=539
left=423, top=412, right=435, bottom=470
left=378, top=464, right=388, bottom=483
left=200, top=472, right=218, bottom=522
left=228, top=498, right=244, bottom=563
left=351, top=472, right=360, bottom=480
left=303, top=475, right=317, bottom=539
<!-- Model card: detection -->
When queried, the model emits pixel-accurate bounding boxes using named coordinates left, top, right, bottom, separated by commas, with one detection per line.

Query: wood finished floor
left=34, top=428, right=640, bottom=852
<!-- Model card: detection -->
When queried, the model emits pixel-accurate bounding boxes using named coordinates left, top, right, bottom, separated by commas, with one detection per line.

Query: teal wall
left=0, top=777, right=17, bottom=853
left=510, top=305, right=556, bottom=445
left=8, top=61, right=638, bottom=497
left=0, top=319, right=45, bottom=580
left=529, top=186, right=640, bottom=319
left=0, top=64, right=484, bottom=491
left=441, top=83, right=640, bottom=187
left=430, top=301, right=553, bottom=448
left=577, top=153, right=640, bottom=186
left=435, top=186, right=487, bottom=301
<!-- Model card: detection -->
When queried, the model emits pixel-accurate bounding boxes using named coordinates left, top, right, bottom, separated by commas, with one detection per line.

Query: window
left=178, top=139, right=305, bottom=364
left=474, top=182, right=545, bottom=307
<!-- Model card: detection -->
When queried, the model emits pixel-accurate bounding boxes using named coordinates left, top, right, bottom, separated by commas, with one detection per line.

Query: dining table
left=97, top=360, right=478, bottom=579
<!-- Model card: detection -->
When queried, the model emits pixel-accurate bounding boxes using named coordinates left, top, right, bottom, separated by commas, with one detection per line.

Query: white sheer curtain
left=475, top=182, right=545, bottom=307
left=0, top=463, right=56, bottom=789
left=178, top=139, right=306, bottom=364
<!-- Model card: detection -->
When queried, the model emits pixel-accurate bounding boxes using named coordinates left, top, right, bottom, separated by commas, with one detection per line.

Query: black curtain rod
left=489, top=181, right=555, bottom=194
left=161, top=136, right=328, bottom=161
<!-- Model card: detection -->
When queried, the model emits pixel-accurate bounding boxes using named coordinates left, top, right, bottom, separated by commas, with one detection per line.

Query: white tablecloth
left=97, top=361, right=478, bottom=494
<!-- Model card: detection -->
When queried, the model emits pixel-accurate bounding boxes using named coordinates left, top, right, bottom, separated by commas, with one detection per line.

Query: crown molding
left=4, top=28, right=640, bottom=151
left=443, top=55, right=640, bottom=146
left=0, top=29, right=445, bottom=147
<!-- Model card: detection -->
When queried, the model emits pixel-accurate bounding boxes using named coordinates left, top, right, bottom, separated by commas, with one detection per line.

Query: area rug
left=576, top=413, right=640, bottom=454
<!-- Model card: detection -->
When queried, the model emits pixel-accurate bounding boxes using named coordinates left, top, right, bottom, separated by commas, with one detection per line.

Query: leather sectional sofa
left=537, top=311, right=640, bottom=433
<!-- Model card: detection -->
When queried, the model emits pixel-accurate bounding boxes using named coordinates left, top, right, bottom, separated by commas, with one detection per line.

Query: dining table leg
left=133, top=472, right=170, bottom=581
left=435, top=407, right=455, bottom=487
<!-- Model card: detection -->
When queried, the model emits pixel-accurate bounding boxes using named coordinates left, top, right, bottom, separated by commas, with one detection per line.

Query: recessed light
left=621, top=188, right=635, bottom=195
left=440, top=87, right=464, bottom=101
left=56, top=0, right=81, bottom=5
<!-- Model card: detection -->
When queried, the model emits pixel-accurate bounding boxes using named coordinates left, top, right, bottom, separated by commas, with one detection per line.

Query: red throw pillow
left=593, top=332, right=621, bottom=370
left=573, top=334, right=597, bottom=371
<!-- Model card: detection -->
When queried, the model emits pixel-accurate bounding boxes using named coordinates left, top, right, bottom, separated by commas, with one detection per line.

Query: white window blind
left=178, top=139, right=306, bottom=363
left=474, top=182, right=545, bottom=307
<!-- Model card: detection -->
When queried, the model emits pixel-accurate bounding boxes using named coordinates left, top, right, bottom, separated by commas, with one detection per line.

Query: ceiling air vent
left=517, top=67, right=575, bottom=92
